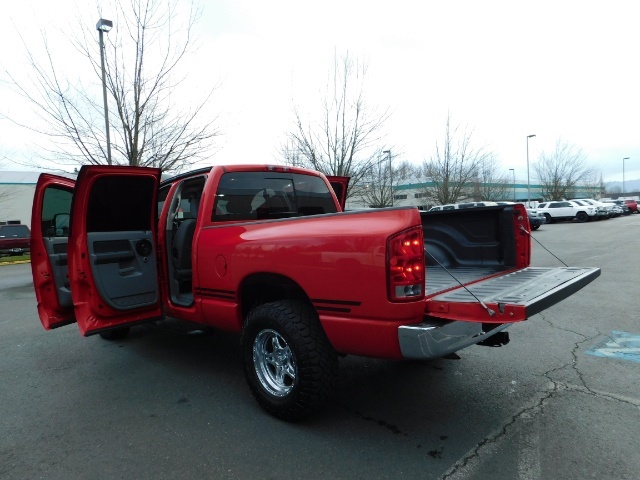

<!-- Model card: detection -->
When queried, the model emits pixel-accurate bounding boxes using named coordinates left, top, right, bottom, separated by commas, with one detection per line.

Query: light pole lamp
left=383, top=149, right=392, bottom=206
left=509, top=168, right=515, bottom=201
left=97, top=18, right=113, bottom=165
left=526, top=134, right=536, bottom=207
left=623, top=157, right=630, bottom=194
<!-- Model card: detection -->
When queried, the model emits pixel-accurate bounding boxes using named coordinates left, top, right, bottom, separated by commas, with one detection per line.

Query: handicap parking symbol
left=586, top=331, right=640, bottom=364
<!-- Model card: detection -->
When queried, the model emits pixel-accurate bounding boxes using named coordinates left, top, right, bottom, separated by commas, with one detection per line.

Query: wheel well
left=239, top=273, right=312, bottom=319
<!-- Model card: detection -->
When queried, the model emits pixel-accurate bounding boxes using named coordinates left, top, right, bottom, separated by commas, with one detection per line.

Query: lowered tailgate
left=425, top=266, right=601, bottom=323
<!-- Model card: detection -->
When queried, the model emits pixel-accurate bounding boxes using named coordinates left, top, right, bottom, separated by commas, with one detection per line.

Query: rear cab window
left=212, top=172, right=337, bottom=222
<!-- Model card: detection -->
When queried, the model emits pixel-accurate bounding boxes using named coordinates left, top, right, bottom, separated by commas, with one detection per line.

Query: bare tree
left=477, top=156, right=511, bottom=201
left=281, top=52, right=391, bottom=194
left=533, top=140, right=596, bottom=200
left=2, top=0, right=219, bottom=172
left=357, top=157, right=415, bottom=208
left=418, top=114, right=490, bottom=205
left=580, top=172, right=606, bottom=199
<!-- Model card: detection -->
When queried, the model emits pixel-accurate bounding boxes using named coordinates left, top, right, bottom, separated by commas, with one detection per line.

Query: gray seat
left=264, top=194, right=287, bottom=211
left=172, top=197, right=200, bottom=287
left=226, top=196, right=254, bottom=217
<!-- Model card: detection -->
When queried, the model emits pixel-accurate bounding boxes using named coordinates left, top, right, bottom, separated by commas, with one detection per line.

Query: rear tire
left=241, top=300, right=338, bottom=421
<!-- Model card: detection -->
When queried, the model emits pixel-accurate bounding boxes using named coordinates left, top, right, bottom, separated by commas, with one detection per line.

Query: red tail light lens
left=387, top=226, right=425, bottom=302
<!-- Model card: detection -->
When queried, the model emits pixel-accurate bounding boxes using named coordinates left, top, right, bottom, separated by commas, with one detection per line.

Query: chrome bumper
left=398, top=320, right=512, bottom=359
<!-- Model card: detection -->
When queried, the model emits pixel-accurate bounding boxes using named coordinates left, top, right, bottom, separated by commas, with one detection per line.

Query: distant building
left=345, top=179, right=606, bottom=210
left=0, top=171, right=76, bottom=227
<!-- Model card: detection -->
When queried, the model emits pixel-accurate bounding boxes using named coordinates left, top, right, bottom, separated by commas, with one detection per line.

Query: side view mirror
left=53, top=213, right=70, bottom=236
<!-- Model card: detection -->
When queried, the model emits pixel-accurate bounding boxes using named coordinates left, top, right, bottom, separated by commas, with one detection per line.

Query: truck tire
left=576, top=212, right=588, bottom=223
left=241, top=300, right=338, bottom=421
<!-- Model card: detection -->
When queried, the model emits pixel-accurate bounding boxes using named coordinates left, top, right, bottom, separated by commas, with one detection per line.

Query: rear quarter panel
left=194, top=207, right=426, bottom=356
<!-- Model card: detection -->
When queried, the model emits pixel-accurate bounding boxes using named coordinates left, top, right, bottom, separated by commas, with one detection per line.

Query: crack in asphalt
left=440, top=381, right=557, bottom=480
left=440, top=315, right=638, bottom=479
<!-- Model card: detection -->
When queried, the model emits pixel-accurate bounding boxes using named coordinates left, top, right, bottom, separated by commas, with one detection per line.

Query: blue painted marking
left=586, top=331, right=640, bottom=364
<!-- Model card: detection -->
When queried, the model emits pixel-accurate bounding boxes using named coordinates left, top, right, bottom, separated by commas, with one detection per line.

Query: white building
left=0, top=171, right=76, bottom=227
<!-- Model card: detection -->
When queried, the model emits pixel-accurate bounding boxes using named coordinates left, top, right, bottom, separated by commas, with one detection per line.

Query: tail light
left=387, top=226, right=425, bottom=302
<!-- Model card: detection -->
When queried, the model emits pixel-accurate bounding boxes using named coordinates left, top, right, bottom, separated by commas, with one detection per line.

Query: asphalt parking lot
left=1, top=215, right=639, bottom=480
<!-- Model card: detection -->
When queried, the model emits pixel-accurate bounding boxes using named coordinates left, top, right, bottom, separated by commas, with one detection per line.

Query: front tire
left=241, top=300, right=338, bottom=421
left=576, top=212, right=588, bottom=223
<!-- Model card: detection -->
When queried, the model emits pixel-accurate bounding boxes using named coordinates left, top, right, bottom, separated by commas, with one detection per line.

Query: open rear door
left=31, top=174, right=76, bottom=329
left=68, top=166, right=162, bottom=336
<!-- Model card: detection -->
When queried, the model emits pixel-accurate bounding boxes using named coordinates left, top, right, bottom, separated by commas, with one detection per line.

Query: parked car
left=497, top=202, right=544, bottom=229
left=601, top=201, right=624, bottom=217
left=0, top=224, right=31, bottom=256
left=429, top=201, right=498, bottom=211
left=624, top=199, right=639, bottom=213
left=528, top=211, right=544, bottom=230
left=606, top=200, right=631, bottom=215
left=570, top=199, right=608, bottom=220
left=536, top=201, right=597, bottom=223
left=525, top=207, right=546, bottom=223
left=571, top=198, right=614, bottom=219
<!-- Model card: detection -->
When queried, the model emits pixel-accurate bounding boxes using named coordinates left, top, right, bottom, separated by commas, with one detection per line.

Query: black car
left=528, top=212, right=543, bottom=230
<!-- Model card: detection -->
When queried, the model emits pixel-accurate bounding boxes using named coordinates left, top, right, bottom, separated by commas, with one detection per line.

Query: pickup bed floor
left=425, top=266, right=507, bottom=296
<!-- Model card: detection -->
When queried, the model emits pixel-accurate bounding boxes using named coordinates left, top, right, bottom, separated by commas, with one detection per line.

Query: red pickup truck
left=30, top=165, right=599, bottom=420
left=0, top=223, right=31, bottom=256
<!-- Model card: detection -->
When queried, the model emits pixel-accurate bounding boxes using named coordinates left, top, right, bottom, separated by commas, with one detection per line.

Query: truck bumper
left=398, top=319, right=512, bottom=359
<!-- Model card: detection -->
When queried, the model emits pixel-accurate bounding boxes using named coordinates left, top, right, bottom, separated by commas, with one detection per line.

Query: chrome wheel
left=242, top=300, right=339, bottom=420
left=253, top=328, right=296, bottom=397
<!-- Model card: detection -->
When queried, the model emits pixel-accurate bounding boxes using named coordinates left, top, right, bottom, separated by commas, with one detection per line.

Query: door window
left=42, top=187, right=73, bottom=236
left=86, top=176, right=155, bottom=232
left=40, top=185, right=74, bottom=310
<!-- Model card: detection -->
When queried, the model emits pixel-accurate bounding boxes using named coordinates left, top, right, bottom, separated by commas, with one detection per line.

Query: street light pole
left=509, top=168, right=515, bottom=202
left=623, top=157, right=630, bottom=194
left=97, top=18, right=113, bottom=165
left=526, top=134, right=536, bottom=207
left=383, top=149, right=392, bottom=206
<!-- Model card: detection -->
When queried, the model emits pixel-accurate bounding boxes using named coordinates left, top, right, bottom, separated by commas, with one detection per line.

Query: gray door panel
left=87, top=231, right=159, bottom=310
left=43, top=237, right=72, bottom=309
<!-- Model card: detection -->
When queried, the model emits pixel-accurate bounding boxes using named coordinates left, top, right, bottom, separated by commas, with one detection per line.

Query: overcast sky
left=1, top=0, right=639, bottom=183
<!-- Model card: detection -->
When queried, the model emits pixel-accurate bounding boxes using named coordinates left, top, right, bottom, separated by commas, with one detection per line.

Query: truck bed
left=421, top=206, right=600, bottom=322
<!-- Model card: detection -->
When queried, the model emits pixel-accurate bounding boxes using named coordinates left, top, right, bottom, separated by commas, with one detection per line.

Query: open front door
left=69, top=166, right=162, bottom=336
left=31, top=174, right=76, bottom=329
